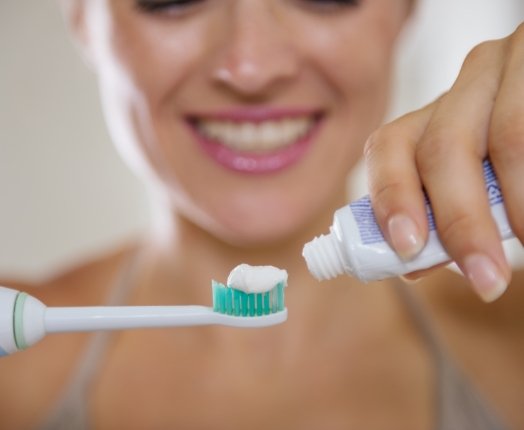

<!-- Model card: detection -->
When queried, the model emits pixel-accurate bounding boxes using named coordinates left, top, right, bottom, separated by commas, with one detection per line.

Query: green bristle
left=256, top=293, right=263, bottom=316
left=263, top=292, right=270, bottom=313
left=225, top=287, right=233, bottom=315
left=240, top=291, right=249, bottom=317
left=212, top=280, right=285, bottom=316
left=277, top=282, right=284, bottom=311
left=233, top=290, right=240, bottom=316
left=211, top=280, right=220, bottom=312
left=248, top=294, right=255, bottom=317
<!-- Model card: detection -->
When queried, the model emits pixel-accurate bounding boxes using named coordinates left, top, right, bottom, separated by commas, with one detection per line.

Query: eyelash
left=135, top=0, right=361, bottom=14
left=306, top=0, right=360, bottom=4
left=300, top=0, right=361, bottom=10
left=135, top=0, right=203, bottom=13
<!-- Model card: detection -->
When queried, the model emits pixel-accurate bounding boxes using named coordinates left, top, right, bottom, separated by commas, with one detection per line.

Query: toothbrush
left=0, top=281, right=287, bottom=356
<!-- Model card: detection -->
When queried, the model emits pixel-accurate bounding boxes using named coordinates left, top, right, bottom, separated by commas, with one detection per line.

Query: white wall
left=0, top=0, right=523, bottom=280
left=390, top=0, right=524, bottom=118
left=0, top=1, right=150, bottom=279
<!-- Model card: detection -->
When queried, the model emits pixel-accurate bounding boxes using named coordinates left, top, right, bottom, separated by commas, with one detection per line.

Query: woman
left=1, top=0, right=523, bottom=428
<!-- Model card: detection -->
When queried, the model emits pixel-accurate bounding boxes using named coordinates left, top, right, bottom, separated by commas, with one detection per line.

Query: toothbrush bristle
left=212, top=281, right=285, bottom=316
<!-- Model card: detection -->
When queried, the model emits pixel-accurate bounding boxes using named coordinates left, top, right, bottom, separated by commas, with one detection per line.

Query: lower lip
left=188, top=118, right=322, bottom=174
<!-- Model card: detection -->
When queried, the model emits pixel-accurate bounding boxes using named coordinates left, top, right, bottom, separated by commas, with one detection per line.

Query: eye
left=135, top=0, right=205, bottom=14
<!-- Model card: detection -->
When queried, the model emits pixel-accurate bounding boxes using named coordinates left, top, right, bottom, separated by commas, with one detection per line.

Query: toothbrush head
left=211, top=280, right=287, bottom=327
left=212, top=280, right=286, bottom=317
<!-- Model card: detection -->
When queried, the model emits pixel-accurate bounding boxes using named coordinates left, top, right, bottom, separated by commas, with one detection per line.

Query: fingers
left=366, top=31, right=524, bottom=302
left=489, top=24, right=524, bottom=245
left=364, top=103, right=436, bottom=260
left=415, top=39, right=510, bottom=302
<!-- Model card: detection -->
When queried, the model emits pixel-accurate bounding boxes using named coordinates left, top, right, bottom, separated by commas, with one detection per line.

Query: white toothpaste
left=227, top=264, right=288, bottom=293
left=303, top=159, right=515, bottom=282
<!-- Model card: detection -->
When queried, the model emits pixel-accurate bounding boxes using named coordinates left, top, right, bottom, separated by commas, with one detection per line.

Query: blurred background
left=0, top=0, right=523, bottom=280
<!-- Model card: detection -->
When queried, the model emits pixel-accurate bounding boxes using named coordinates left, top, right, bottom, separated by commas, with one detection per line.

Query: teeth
left=196, top=117, right=314, bottom=152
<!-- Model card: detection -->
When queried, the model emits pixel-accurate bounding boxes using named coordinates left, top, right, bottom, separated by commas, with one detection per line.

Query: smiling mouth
left=186, top=110, right=323, bottom=173
left=191, top=114, right=320, bottom=153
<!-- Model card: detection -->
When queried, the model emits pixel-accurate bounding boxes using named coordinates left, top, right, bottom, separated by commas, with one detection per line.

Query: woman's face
left=78, top=0, right=409, bottom=246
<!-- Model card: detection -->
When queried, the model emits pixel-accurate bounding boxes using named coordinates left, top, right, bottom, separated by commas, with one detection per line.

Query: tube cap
left=302, top=233, right=346, bottom=281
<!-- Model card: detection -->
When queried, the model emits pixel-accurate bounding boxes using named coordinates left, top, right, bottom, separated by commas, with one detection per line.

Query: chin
left=207, top=201, right=322, bottom=249
left=216, top=224, right=301, bottom=249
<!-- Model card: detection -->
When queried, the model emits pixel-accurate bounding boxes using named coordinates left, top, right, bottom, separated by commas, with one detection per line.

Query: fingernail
left=463, top=254, right=507, bottom=302
left=387, top=214, right=424, bottom=260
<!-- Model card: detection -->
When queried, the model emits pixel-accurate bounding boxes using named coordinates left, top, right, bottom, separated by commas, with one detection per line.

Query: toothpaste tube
left=302, top=160, right=514, bottom=282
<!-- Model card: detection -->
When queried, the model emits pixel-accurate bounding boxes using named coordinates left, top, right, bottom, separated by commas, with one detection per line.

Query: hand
left=364, top=23, right=524, bottom=302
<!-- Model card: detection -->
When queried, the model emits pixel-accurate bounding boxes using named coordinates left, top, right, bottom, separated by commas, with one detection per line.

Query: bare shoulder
left=9, top=242, right=138, bottom=304
left=0, top=243, right=137, bottom=429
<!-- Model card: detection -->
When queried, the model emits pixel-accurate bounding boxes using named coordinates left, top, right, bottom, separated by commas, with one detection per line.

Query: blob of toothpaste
left=227, top=264, right=288, bottom=293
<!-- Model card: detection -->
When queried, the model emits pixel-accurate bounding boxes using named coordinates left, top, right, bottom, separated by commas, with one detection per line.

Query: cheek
left=105, top=19, right=205, bottom=112
left=293, top=14, right=402, bottom=191
left=299, top=6, right=402, bottom=121
left=323, top=36, right=394, bottom=117
left=94, top=10, right=213, bottom=179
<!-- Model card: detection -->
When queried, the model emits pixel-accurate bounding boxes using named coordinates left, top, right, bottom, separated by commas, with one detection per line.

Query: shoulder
left=0, top=242, right=138, bottom=429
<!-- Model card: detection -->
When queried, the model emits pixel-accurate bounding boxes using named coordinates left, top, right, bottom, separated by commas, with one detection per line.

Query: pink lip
left=186, top=108, right=323, bottom=174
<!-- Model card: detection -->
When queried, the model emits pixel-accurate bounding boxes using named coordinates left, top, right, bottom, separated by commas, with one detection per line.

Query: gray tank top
left=39, top=259, right=510, bottom=430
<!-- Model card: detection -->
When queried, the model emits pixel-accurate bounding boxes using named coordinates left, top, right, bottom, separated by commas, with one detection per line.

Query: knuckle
left=370, top=181, right=406, bottom=221
left=364, top=109, right=424, bottom=163
left=490, top=114, right=524, bottom=161
left=415, top=129, right=455, bottom=176
left=437, top=212, right=478, bottom=250
left=512, top=21, right=524, bottom=42
left=463, top=40, right=497, bottom=66
left=504, top=23, right=524, bottom=62
left=363, top=126, right=391, bottom=162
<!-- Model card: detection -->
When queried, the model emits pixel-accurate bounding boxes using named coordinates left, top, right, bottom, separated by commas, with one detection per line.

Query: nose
left=211, top=3, right=300, bottom=97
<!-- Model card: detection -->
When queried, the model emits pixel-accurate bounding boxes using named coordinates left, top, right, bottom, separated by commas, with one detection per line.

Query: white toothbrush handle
left=45, top=305, right=287, bottom=332
left=46, top=305, right=218, bottom=331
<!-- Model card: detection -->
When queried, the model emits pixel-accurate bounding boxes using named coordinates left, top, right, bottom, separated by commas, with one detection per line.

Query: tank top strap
left=39, top=245, right=145, bottom=430
left=392, top=277, right=509, bottom=430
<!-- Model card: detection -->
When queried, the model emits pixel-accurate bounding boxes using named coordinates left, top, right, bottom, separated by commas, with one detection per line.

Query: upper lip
left=186, top=107, right=323, bottom=123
